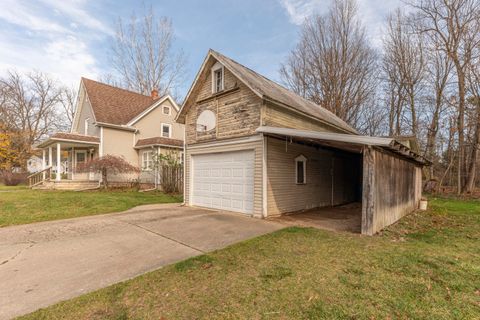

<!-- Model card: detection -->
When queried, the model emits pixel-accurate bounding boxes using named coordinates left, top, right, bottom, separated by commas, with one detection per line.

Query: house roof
left=81, top=78, right=158, bottom=125
left=177, top=50, right=356, bottom=134
left=135, top=137, right=183, bottom=149
left=37, top=132, right=100, bottom=148
left=256, top=126, right=430, bottom=165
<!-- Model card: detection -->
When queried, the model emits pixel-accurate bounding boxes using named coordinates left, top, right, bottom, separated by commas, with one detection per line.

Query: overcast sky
left=0, top=0, right=403, bottom=96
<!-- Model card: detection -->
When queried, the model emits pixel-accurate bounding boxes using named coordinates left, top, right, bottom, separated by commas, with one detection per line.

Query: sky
left=0, top=0, right=403, bottom=97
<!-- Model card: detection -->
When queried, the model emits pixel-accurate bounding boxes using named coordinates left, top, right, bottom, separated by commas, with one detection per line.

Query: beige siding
left=184, top=67, right=262, bottom=145
left=266, top=136, right=360, bottom=216
left=102, top=127, right=138, bottom=165
left=138, top=146, right=182, bottom=183
left=73, top=86, right=99, bottom=137
left=185, top=137, right=263, bottom=217
left=363, top=148, right=422, bottom=235
left=263, top=102, right=346, bottom=134
left=134, top=99, right=184, bottom=142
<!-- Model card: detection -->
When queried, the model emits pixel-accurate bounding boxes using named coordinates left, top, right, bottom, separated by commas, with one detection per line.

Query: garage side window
left=142, top=150, right=153, bottom=171
left=295, top=155, right=307, bottom=184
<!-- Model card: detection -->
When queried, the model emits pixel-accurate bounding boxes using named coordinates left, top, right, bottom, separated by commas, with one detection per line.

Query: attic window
left=295, top=155, right=307, bottom=184
left=211, top=63, right=224, bottom=93
left=163, top=106, right=170, bottom=115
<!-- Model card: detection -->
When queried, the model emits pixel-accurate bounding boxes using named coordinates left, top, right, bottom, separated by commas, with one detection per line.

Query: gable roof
left=81, top=78, right=158, bottom=125
left=177, top=49, right=356, bottom=134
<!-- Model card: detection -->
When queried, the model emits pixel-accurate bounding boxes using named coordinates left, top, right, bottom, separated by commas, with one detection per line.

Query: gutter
left=95, top=122, right=138, bottom=132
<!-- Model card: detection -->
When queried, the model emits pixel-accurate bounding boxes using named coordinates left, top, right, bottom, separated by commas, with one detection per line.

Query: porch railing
left=28, top=166, right=52, bottom=188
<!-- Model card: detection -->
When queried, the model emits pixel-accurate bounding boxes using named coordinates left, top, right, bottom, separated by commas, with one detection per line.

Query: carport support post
left=56, top=143, right=61, bottom=181
left=361, top=146, right=375, bottom=235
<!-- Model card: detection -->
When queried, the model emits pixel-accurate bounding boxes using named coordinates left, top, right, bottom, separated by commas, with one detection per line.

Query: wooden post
left=361, top=146, right=375, bottom=235
left=42, top=149, right=46, bottom=180
left=56, top=143, right=61, bottom=181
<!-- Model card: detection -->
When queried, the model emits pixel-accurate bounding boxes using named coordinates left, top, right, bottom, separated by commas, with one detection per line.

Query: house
left=33, top=78, right=184, bottom=188
left=176, top=49, right=429, bottom=235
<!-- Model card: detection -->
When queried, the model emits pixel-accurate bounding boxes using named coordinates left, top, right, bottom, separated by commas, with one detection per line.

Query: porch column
left=42, top=149, right=46, bottom=180
left=48, top=146, right=53, bottom=180
left=71, top=147, right=75, bottom=180
left=56, top=143, right=61, bottom=181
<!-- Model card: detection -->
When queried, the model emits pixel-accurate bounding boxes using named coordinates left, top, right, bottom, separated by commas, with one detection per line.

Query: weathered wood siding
left=262, top=102, right=347, bottom=134
left=184, top=137, right=264, bottom=217
left=184, top=67, right=262, bottom=145
left=362, top=147, right=422, bottom=235
left=266, top=137, right=361, bottom=216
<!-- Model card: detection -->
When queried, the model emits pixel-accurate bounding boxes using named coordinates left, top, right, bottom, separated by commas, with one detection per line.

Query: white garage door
left=192, top=150, right=254, bottom=214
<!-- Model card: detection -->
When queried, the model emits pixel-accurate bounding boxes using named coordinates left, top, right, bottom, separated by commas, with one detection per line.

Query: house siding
left=262, top=102, right=346, bottom=134
left=102, top=128, right=137, bottom=164
left=184, top=137, right=264, bottom=218
left=184, top=67, right=262, bottom=145
left=134, top=99, right=184, bottom=142
left=74, top=87, right=99, bottom=137
left=266, top=136, right=361, bottom=216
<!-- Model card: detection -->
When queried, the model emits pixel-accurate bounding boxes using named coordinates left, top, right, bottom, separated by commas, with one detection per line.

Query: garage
left=191, top=150, right=254, bottom=214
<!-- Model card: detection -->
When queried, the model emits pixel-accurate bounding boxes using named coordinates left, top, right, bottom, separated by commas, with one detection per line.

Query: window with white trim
left=84, top=118, right=89, bottom=135
left=295, top=155, right=307, bottom=184
left=142, top=150, right=153, bottom=171
left=211, top=63, right=224, bottom=93
left=162, top=106, right=171, bottom=115
left=161, top=123, right=171, bottom=138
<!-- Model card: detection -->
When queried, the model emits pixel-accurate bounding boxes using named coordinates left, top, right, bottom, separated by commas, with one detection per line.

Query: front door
left=75, top=150, right=87, bottom=168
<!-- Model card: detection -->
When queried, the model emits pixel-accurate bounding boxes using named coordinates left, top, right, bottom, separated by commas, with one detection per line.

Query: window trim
left=142, top=150, right=153, bottom=171
left=211, top=63, right=224, bottom=93
left=161, top=123, right=172, bottom=138
left=295, top=154, right=307, bottom=185
left=162, top=105, right=171, bottom=115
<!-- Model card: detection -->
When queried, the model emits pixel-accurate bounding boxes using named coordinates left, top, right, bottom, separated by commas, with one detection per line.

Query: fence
left=160, top=165, right=183, bottom=194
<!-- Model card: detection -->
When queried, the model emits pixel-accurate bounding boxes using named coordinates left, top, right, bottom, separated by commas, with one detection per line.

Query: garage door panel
left=192, top=150, right=255, bottom=214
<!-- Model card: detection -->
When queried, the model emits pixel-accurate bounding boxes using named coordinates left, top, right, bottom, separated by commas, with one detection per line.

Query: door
left=192, top=150, right=254, bottom=214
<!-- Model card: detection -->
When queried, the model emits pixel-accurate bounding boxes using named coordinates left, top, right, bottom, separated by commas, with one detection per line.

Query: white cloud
left=279, top=0, right=324, bottom=25
left=0, top=0, right=110, bottom=87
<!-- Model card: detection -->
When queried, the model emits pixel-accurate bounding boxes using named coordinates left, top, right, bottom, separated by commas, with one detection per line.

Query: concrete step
left=33, top=180, right=100, bottom=191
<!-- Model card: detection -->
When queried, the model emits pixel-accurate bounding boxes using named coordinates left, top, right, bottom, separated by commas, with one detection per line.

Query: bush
left=0, top=171, right=27, bottom=186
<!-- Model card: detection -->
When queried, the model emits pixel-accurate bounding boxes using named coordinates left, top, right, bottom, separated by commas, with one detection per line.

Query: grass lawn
left=0, top=188, right=182, bottom=227
left=19, top=197, right=480, bottom=319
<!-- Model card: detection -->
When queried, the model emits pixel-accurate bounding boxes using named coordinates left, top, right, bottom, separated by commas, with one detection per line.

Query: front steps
left=33, top=180, right=100, bottom=191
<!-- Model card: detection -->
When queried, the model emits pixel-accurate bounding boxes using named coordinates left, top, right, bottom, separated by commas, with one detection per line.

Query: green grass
left=0, top=189, right=182, bottom=227
left=18, top=197, right=480, bottom=319
left=0, top=184, right=27, bottom=191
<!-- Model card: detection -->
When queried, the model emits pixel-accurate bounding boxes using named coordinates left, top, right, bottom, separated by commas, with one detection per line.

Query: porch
left=29, top=133, right=100, bottom=188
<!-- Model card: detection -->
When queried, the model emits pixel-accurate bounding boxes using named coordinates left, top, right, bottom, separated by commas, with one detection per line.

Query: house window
left=212, top=63, right=224, bottom=93
left=84, top=118, right=89, bottom=135
left=295, top=155, right=307, bottom=184
left=142, top=150, right=153, bottom=170
left=161, top=123, right=171, bottom=138
left=163, top=106, right=171, bottom=115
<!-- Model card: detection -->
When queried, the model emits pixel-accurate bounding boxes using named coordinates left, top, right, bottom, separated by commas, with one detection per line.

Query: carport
left=257, top=126, right=429, bottom=235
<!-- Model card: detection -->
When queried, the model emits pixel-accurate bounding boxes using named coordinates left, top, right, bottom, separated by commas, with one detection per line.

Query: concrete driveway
left=0, top=204, right=283, bottom=319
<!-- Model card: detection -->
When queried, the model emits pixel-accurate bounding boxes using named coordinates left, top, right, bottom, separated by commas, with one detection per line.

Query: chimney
left=151, top=88, right=159, bottom=99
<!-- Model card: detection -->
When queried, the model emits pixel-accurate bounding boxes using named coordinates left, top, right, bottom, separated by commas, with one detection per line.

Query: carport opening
left=269, top=137, right=363, bottom=234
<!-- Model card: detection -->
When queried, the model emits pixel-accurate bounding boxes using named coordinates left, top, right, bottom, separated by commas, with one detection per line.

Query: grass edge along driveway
left=0, top=189, right=182, bottom=227
left=19, top=196, right=480, bottom=319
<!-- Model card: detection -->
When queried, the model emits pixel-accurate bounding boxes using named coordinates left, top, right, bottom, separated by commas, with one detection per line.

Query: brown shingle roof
left=51, top=132, right=100, bottom=143
left=82, top=78, right=156, bottom=125
left=135, top=137, right=183, bottom=148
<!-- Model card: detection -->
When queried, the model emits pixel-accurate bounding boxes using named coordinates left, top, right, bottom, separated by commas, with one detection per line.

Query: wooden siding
left=184, top=137, right=263, bottom=218
left=262, top=102, right=346, bottom=134
left=362, top=147, right=422, bottom=235
left=184, top=67, right=262, bottom=145
left=266, top=136, right=361, bottom=216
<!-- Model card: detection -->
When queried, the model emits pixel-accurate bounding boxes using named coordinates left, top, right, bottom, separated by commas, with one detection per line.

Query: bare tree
left=280, top=0, right=377, bottom=129
left=111, top=6, right=186, bottom=96
left=408, top=0, right=480, bottom=193
left=58, top=86, right=76, bottom=132
left=0, top=71, right=63, bottom=169
left=382, top=9, right=426, bottom=136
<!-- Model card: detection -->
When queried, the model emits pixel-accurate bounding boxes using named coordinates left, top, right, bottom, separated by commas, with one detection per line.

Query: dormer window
left=211, top=62, right=224, bottom=93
